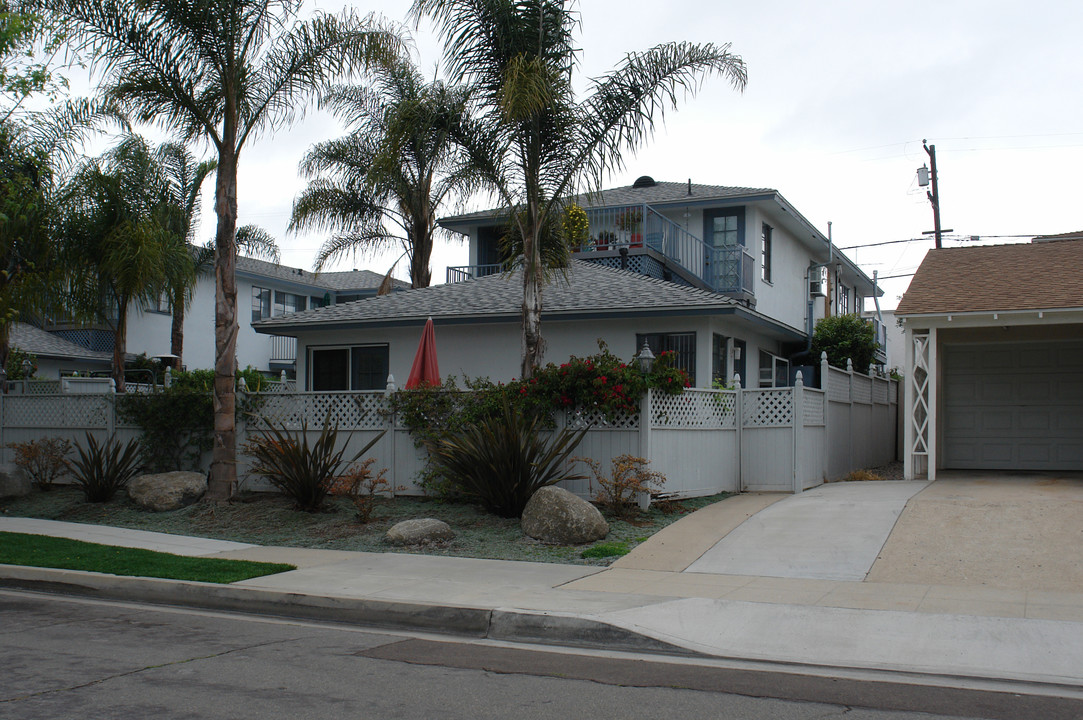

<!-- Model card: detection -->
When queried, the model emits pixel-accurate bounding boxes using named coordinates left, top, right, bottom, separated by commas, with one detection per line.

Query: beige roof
left=896, top=239, right=1083, bottom=316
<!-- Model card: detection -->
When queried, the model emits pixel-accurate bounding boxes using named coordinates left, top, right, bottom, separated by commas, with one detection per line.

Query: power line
left=839, top=233, right=1040, bottom=250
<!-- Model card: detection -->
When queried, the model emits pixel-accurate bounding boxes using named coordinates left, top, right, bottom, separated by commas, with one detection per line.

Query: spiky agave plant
left=425, top=400, right=588, bottom=518
left=69, top=433, right=143, bottom=502
left=244, top=414, right=386, bottom=512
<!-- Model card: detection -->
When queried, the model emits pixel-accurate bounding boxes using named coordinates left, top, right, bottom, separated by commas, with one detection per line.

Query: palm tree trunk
left=112, top=298, right=128, bottom=393
left=410, top=213, right=432, bottom=288
left=520, top=208, right=543, bottom=380
left=206, top=150, right=239, bottom=501
left=170, top=285, right=185, bottom=365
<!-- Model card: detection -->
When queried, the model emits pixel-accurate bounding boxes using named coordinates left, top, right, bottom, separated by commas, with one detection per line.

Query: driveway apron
left=685, top=481, right=929, bottom=581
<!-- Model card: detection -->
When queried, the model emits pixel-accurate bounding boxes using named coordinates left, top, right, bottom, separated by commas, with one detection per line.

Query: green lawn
left=0, top=532, right=295, bottom=583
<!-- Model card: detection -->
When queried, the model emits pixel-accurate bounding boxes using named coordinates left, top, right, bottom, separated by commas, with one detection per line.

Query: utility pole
left=922, top=139, right=944, bottom=249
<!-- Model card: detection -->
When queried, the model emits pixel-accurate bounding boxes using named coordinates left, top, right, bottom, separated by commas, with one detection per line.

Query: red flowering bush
left=506, top=343, right=689, bottom=420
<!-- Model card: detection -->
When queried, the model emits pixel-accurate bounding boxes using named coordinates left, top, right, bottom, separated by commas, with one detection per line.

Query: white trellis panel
left=827, top=367, right=851, bottom=402
left=742, top=388, right=794, bottom=427
left=853, top=375, right=873, bottom=404
left=651, top=389, right=737, bottom=429
left=803, top=389, right=825, bottom=426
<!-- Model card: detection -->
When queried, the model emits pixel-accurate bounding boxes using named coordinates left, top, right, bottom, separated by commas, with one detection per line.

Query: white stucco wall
left=124, top=305, right=173, bottom=360
left=293, top=313, right=787, bottom=391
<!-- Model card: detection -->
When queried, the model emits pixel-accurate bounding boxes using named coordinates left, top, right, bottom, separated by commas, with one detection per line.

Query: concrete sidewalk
left=4, top=502, right=1083, bottom=692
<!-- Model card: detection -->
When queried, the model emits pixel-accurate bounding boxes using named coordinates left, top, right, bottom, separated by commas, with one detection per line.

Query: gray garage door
left=943, top=340, right=1083, bottom=470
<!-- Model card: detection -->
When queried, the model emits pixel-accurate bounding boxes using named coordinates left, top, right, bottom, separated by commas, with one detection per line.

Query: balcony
left=270, top=335, right=296, bottom=363
left=446, top=264, right=503, bottom=283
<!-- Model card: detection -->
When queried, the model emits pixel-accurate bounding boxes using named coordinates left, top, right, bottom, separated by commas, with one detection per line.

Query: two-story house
left=254, top=178, right=883, bottom=391
left=34, top=256, right=405, bottom=379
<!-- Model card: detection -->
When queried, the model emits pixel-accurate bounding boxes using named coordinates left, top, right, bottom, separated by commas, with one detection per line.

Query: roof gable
left=896, top=239, right=1083, bottom=316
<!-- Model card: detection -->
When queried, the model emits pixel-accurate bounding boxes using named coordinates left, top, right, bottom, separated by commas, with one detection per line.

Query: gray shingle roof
left=442, top=181, right=776, bottom=225
left=253, top=260, right=741, bottom=331
left=237, top=256, right=409, bottom=292
left=9, top=323, right=113, bottom=361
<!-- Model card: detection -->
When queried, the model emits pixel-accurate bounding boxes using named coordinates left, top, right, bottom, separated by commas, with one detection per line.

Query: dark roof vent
left=632, top=175, right=657, bottom=189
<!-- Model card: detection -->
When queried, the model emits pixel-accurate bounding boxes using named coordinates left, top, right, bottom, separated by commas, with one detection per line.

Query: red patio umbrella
left=405, top=316, right=441, bottom=389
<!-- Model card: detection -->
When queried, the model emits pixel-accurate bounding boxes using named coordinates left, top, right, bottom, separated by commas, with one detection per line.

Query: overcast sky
left=111, top=0, right=1083, bottom=310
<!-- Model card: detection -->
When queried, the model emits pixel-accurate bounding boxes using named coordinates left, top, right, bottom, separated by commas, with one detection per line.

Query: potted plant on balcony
left=615, top=206, right=643, bottom=247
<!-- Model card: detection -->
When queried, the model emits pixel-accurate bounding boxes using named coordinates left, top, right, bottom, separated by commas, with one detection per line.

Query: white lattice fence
left=3, top=394, right=111, bottom=428
left=872, top=378, right=889, bottom=404
left=852, top=375, right=872, bottom=404
left=743, top=388, right=794, bottom=427
left=250, top=391, right=388, bottom=430
left=651, top=389, right=737, bottom=429
left=803, top=389, right=825, bottom=426
left=827, top=367, right=850, bottom=402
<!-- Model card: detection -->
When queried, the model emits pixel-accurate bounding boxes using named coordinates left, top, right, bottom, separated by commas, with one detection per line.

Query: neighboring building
left=255, top=178, right=884, bottom=391
left=895, top=238, right=1083, bottom=479
left=8, top=322, right=113, bottom=379
left=863, top=308, right=903, bottom=372
left=45, top=256, right=408, bottom=378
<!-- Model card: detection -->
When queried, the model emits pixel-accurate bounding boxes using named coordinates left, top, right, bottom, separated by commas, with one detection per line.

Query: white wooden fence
left=0, top=357, right=898, bottom=499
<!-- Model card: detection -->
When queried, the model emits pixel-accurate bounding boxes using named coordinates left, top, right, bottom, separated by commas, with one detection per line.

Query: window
left=274, top=291, right=306, bottom=316
left=636, top=332, right=696, bottom=385
left=309, top=345, right=389, bottom=391
left=712, top=333, right=728, bottom=385
left=760, top=223, right=773, bottom=283
left=252, top=286, right=271, bottom=323
left=758, top=350, right=790, bottom=388
left=336, top=294, right=360, bottom=304
left=838, top=283, right=850, bottom=315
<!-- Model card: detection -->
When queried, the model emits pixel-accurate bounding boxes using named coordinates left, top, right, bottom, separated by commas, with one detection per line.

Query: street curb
left=0, top=565, right=687, bottom=655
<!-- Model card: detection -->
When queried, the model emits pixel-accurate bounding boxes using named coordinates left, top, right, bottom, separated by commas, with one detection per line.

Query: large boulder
left=522, top=486, right=609, bottom=545
left=0, top=470, right=31, bottom=499
left=386, top=518, right=455, bottom=546
left=128, top=471, right=206, bottom=512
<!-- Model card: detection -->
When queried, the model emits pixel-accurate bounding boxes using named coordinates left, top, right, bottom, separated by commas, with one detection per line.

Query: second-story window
left=274, top=291, right=306, bottom=316
left=252, top=287, right=271, bottom=323
left=761, top=223, right=773, bottom=283
left=838, top=283, right=850, bottom=315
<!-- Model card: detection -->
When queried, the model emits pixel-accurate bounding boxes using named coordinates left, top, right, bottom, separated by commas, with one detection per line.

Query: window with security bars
left=636, top=332, right=696, bottom=385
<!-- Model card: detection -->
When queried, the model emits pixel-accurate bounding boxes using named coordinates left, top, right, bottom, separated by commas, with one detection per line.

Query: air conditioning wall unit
left=809, top=266, right=829, bottom=297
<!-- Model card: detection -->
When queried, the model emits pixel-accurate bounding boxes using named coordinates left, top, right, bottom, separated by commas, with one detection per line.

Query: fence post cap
left=795, top=370, right=804, bottom=387
left=846, top=358, right=854, bottom=372
left=385, top=374, right=397, bottom=396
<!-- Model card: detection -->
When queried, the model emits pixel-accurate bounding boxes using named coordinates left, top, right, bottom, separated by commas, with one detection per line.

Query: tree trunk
left=520, top=211, right=543, bottom=380
left=205, top=151, right=239, bottom=501
left=112, top=299, right=128, bottom=393
left=0, top=321, right=10, bottom=391
left=410, top=211, right=432, bottom=289
left=169, top=285, right=185, bottom=366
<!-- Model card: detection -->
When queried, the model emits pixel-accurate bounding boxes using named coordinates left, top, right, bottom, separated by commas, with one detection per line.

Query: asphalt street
left=2, top=589, right=1074, bottom=720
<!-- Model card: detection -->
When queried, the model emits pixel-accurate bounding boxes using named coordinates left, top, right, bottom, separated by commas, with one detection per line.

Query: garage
left=942, top=340, right=1083, bottom=470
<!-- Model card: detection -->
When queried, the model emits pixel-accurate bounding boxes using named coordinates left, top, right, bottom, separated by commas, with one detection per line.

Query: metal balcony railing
left=446, top=264, right=502, bottom=283
left=583, top=204, right=755, bottom=297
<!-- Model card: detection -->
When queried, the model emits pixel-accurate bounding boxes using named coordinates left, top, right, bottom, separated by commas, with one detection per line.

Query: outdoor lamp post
left=0, top=365, right=7, bottom=394
left=21, top=357, right=32, bottom=380
left=637, top=341, right=655, bottom=373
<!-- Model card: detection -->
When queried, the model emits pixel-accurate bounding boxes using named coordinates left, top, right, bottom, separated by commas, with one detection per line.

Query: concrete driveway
left=683, top=481, right=928, bottom=581
left=866, top=472, right=1083, bottom=593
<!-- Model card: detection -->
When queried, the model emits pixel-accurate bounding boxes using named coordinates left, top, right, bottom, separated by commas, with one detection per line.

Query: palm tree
left=60, top=135, right=191, bottom=392
left=289, top=59, right=474, bottom=289
left=41, top=0, right=401, bottom=499
left=412, top=0, right=747, bottom=378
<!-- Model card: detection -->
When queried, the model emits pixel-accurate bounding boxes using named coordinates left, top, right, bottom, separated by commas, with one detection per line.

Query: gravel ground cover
left=1, top=486, right=732, bottom=566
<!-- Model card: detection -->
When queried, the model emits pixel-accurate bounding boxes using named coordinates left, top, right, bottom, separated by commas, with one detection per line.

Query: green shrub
left=811, top=314, right=877, bottom=372
left=242, top=415, right=385, bottom=512
left=69, top=433, right=142, bottom=503
left=116, top=387, right=213, bottom=472
left=6, top=437, right=71, bottom=491
left=424, top=400, right=589, bottom=518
